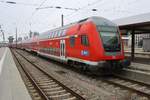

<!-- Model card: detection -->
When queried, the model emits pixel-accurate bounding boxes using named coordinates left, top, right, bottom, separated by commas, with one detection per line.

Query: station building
left=121, top=33, right=150, bottom=48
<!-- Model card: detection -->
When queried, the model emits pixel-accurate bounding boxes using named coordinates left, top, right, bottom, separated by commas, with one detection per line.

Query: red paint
left=16, top=17, right=125, bottom=65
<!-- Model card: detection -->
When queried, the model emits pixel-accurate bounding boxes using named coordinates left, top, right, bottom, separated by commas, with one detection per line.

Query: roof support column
left=131, top=30, right=135, bottom=61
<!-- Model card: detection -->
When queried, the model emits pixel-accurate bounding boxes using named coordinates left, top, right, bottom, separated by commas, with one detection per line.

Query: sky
left=0, top=0, right=150, bottom=41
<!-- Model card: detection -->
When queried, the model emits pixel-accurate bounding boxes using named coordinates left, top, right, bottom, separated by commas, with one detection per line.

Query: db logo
left=112, top=56, right=116, bottom=59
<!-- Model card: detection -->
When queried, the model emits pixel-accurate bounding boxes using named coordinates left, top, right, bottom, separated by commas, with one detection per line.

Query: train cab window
left=81, top=35, right=89, bottom=46
left=70, top=36, right=75, bottom=47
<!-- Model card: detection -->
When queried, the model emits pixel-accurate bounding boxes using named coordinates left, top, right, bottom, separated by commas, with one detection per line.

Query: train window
left=70, top=36, right=75, bottom=47
left=51, top=32, right=54, bottom=38
left=49, top=32, right=52, bottom=38
left=46, top=48, right=47, bottom=52
left=56, top=31, right=58, bottom=37
left=48, top=48, right=50, bottom=53
left=50, top=48, right=52, bottom=54
left=81, top=35, right=89, bottom=46
left=50, top=32, right=53, bottom=38
left=55, top=31, right=58, bottom=37
left=60, top=30, right=63, bottom=36
left=48, top=48, right=49, bottom=52
left=51, top=48, right=54, bottom=54
left=57, top=31, right=59, bottom=37
left=58, top=30, right=61, bottom=37
left=61, top=30, right=63, bottom=36
left=53, top=32, right=56, bottom=38
left=55, top=32, right=57, bottom=37
left=53, top=48, right=55, bottom=54
left=54, top=32, right=56, bottom=37
left=46, top=48, right=48, bottom=52
left=62, top=30, right=66, bottom=36
left=54, top=31, right=58, bottom=37
left=54, top=48, right=57, bottom=54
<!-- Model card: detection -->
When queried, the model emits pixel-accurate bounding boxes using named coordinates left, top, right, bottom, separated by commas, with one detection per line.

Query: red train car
left=19, top=16, right=130, bottom=71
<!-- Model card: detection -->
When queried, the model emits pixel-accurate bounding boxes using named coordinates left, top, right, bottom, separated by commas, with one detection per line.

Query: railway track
left=101, top=74, right=150, bottom=99
left=12, top=49, right=150, bottom=99
left=12, top=49, right=86, bottom=100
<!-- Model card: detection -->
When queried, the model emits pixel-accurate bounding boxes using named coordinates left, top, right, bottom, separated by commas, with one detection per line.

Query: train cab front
left=92, top=17, right=131, bottom=70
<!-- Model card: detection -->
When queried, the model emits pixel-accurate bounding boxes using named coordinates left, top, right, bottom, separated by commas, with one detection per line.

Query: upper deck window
left=57, top=30, right=61, bottom=37
left=52, top=32, right=55, bottom=38
left=54, top=31, right=57, bottom=37
left=49, top=32, right=53, bottom=38
left=61, top=30, right=66, bottom=36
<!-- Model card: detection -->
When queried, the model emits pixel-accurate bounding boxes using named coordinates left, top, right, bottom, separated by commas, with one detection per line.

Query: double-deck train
left=11, top=16, right=130, bottom=72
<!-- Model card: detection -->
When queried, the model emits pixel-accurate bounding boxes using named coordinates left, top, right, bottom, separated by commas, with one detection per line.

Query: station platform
left=125, top=48, right=150, bottom=58
left=129, top=62, right=150, bottom=71
left=125, top=48, right=150, bottom=55
left=0, top=47, right=32, bottom=100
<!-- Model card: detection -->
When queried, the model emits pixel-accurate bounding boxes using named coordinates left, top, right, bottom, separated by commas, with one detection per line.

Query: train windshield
left=97, top=25, right=121, bottom=52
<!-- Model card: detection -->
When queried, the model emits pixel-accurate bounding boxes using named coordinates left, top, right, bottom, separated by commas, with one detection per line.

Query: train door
left=60, top=40, right=66, bottom=59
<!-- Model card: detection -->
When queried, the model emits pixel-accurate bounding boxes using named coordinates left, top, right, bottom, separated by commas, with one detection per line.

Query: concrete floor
left=0, top=47, right=32, bottom=100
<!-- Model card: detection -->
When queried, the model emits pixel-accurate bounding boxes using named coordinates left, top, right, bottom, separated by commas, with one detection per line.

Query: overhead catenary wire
left=0, top=0, right=49, bottom=39
left=30, top=0, right=48, bottom=19
left=44, top=0, right=103, bottom=28
left=30, top=0, right=131, bottom=30
left=36, top=6, right=79, bottom=11
left=2, top=0, right=143, bottom=40
left=24, top=0, right=133, bottom=30
left=65, top=0, right=103, bottom=18
left=0, top=0, right=39, bottom=6
left=64, top=0, right=135, bottom=21
left=19, top=0, right=48, bottom=38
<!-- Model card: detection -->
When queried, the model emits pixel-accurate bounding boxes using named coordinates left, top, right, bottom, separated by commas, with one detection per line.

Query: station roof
left=113, top=12, right=150, bottom=34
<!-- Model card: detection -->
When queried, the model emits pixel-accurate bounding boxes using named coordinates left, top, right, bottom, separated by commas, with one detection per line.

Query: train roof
left=26, top=16, right=117, bottom=41
left=89, top=16, right=117, bottom=26
left=41, top=16, right=117, bottom=34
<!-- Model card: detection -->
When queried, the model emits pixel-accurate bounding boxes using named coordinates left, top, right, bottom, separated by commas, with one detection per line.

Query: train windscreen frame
left=97, top=25, right=121, bottom=52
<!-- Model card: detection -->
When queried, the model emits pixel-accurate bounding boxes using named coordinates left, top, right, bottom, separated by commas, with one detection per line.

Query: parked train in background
left=11, top=16, right=130, bottom=72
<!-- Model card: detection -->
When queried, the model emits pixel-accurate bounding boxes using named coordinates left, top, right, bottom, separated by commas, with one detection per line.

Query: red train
left=14, top=16, right=130, bottom=71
